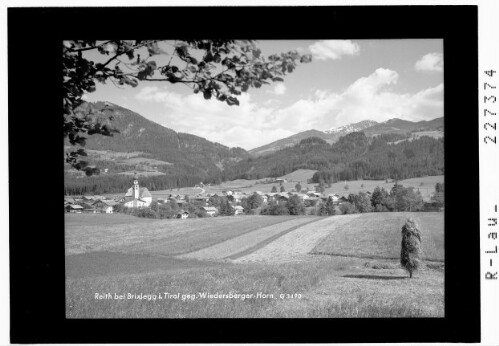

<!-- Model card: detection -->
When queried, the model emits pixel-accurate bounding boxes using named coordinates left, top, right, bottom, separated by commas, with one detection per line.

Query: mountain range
left=64, top=101, right=444, bottom=194
left=249, top=117, right=443, bottom=157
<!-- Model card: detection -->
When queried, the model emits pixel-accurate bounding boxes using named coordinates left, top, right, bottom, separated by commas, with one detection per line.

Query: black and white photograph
left=7, top=4, right=488, bottom=344
left=63, top=38, right=445, bottom=318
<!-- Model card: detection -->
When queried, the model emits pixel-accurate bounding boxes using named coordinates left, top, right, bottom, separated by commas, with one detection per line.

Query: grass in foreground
left=311, top=212, right=444, bottom=262
left=66, top=256, right=443, bottom=318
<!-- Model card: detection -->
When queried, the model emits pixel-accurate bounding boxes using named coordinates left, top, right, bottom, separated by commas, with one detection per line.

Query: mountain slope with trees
left=249, top=117, right=443, bottom=157
left=230, top=132, right=444, bottom=182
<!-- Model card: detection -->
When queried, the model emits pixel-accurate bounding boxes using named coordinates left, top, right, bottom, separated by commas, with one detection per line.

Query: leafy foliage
left=339, top=202, right=358, bottom=215
left=390, top=184, right=424, bottom=212
left=219, top=198, right=235, bottom=216
left=319, top=197, right=336, bottom=216
left=63, top=40, right=311, bottom=174
left=371, top=186, right=392, bottom=210
left=348, top=192, right=372, bottom=213
left=246, top=193, right=264, bottom=210
left=287, top=195, right=306, bottom=215
left=260, top=202, right=290, bottom=216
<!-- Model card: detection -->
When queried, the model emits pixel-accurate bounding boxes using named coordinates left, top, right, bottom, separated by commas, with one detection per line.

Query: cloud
left=309, top=40, right=360, bottom=60
left=134, top=69, right=443, bottom=150
left=267, top=83, right=286, bottom=95
left=415, top=53, right=443, bottom=72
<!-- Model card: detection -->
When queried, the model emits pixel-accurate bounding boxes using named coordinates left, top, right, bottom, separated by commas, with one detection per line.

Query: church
left=121, top=176, right=152, bottom=208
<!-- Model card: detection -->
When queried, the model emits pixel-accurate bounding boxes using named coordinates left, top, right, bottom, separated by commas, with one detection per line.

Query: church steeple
left=133, top=173, right=139, bottom=199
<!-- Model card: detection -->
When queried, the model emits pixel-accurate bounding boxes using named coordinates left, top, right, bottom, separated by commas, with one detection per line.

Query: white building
left=202, top=206, right=218, bottom=217
left=122, top=177, right=152, bottom=208
left=234, top=205, right=244, bottom=215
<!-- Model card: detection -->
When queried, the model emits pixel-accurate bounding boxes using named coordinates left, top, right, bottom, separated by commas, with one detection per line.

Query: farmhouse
left=328, top=194, right=340, bottom=204
left=234, top=206, right=244, bottom=215
left=121, top=176, right=152, bottom=208
left=92, top=200, right=115, bottom=213
left=64, top=197, right=76, bottom=205
left=274, top=178, right=287, bottom=184
left=176, top=210, right=189, bottom=219
left=65, top=204, right=83, bottom=213
left=232, top=193, right=245, bottom=203
left=202, top=206, right=218, bottom=217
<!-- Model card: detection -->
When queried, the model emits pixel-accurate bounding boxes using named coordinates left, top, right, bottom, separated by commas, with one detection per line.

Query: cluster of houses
left=64, top=195, right=117, bottom=214
left=65, top=176, right=351, bottom=219
left=65, top=176, right=151, bottom=214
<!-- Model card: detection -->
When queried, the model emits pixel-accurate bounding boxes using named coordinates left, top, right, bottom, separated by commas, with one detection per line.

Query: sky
left=83, top=39, right=444, bottom=150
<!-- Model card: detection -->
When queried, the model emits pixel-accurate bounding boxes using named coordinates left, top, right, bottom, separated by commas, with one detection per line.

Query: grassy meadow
left=65, top=214, right=307, bottom=256
left=66, top=211, right=444, bottom=318
left=311, top=212, right=444, bottom=262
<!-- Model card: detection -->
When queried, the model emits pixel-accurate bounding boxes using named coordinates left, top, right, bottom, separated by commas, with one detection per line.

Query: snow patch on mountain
left=324, top=120, right=378, bottom=134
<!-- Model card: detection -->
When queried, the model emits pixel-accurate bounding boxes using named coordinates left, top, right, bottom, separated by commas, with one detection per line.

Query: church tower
left=133, top=174, right=139, bottom=199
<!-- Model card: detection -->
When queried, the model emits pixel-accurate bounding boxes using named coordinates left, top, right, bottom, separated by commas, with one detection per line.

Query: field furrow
left=234, top=214, right=362, bottom=263
left=177, top=217, right=321, bottom=260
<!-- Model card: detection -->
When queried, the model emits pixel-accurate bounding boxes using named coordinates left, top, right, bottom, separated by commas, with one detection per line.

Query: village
left=64, top=175, right=355, bottom=218
left=64, top=172, right=444, bottom=219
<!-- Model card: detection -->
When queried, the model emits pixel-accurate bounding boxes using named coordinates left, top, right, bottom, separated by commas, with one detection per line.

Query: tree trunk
left=410, top=271, right=413, bottom=278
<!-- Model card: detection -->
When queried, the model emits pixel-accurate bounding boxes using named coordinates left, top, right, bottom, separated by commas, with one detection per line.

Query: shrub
left=287, top=195, right=305, bottom=215
left=247, top=193, right=264, bottom=209
left=339, top=202, right=358, bottom=215
left=158, top=203, right=175, bottom=219
left=134, top=207, right=158, bottom=219
left=318, top=197, right=336, bottom=216
left=219, top=199, right=235, bottom=216
left=391, top=185, right=423, bottom=212
left=349, top=192, right=372, bottom=213
left=373, top=204, right=388, bottom=212
left=400, top=218, right=422, bottom=278
left=261, top=202, right=289, bottom=215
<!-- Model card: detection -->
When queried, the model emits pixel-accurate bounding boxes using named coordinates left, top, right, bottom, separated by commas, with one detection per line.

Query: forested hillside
left=64, top=102, right=249, bottom=194
left=229, top=132, right=444, bottom=182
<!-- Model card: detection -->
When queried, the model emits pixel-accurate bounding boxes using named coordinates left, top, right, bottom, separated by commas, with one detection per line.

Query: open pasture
left=65, top=213, right=304, bottom=256
left=66, top=212, right=444, bottom=318
left=311, top=212, right=444, bottom=262
left=323, top=175, right=443, bottom=200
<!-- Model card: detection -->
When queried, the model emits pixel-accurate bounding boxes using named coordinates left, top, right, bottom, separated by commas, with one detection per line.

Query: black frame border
left=8, top=6, right=480, bottom=343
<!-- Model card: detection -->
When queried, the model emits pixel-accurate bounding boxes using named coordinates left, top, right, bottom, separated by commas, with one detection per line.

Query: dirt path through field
left=233, top=214, right=361, bottom=263
left=177, top=217, right=321, bottom=261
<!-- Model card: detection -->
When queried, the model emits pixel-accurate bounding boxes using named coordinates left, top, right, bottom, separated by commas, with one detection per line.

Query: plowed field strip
left=177, top=217, right=322, bottom=260
left=235, top=214, right=361, bottom=263
left=226, top=217, right=325, bottom=260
